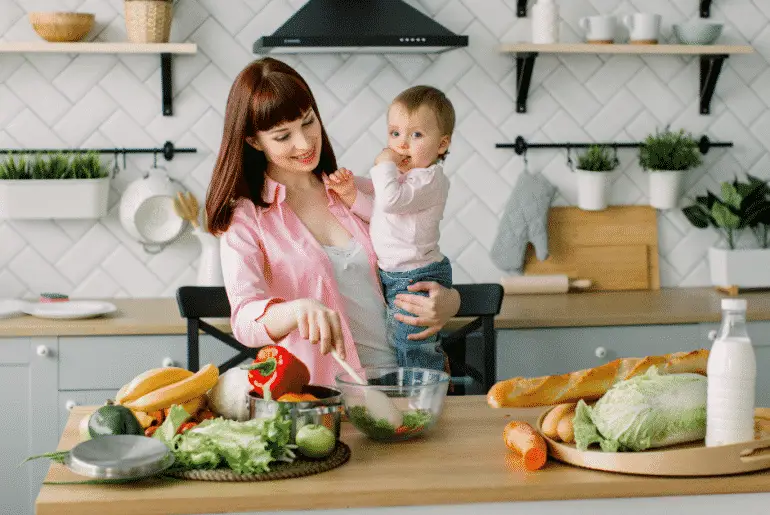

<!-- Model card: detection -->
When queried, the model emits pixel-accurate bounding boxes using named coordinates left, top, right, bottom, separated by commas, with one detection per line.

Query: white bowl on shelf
left=672, top=20, right=723, bottom=45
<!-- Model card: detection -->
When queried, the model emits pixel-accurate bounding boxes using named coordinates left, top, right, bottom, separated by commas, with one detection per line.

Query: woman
left=206, top=57, right=461, bottom=386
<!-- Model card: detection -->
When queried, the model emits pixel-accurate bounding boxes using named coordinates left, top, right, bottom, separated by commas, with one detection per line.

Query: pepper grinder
left=531, top=0, right=560, bottom=44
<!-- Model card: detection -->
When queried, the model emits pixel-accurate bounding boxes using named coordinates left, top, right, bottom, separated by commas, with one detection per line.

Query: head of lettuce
left=573, top=366, right=707, bottom=452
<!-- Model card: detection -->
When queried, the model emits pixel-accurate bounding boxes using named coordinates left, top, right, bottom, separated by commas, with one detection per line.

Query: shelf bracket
left=700, top=0, right=713, bottom=18
left=516, top=53, right=538, bottom=113
left=700, top=54, right=727, bottom=115
left=160, top=53, right=173, bottom=116
left=517, top=0, right=527, bottom=17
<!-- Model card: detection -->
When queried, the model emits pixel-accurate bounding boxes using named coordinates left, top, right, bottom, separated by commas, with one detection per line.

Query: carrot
left=502, top=420, right=548, bottom=471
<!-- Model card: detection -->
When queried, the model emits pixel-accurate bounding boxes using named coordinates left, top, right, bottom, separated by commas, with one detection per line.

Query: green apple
left=295, top=424, right=336, bottom=458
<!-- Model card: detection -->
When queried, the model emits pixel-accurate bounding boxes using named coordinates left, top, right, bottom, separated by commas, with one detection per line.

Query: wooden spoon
left=331, top=350, right=403, bottom=428
left=173, top=191, right=200, bottom=229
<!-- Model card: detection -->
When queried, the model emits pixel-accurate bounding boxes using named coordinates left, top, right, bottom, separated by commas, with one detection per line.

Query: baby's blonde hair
left=392, top=85, right=455, bottom=137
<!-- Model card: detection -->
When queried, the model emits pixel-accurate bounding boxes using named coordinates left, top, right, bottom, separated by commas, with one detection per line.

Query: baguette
left=487, top=349, right=709, bottom=408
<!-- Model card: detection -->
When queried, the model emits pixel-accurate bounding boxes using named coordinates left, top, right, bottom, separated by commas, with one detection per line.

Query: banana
left=123, top=364, right=219, bottom=413
left=116, top=367, right=195, bottom=404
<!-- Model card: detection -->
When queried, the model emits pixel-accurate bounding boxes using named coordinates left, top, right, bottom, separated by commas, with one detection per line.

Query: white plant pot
left=709, top=246, right=770, bottom=288
left=648, top=170, right=684, bottom=210
left=576, top=169, right=611, bottom=211
left=0, top=177, right=110, bottom=219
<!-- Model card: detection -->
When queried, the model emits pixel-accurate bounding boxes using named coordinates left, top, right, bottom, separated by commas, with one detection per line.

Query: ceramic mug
left=623, top=13, right=662, bottom=44
left=579, top=15, right=617, bottom=44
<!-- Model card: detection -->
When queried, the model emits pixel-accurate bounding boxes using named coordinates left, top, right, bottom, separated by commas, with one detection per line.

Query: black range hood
left=253, top=0, right=469, bottom=54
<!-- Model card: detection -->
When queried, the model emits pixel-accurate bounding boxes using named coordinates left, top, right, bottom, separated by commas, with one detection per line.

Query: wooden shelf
left=0, top=42, right=198, bottom=115
left=501, top=42, right=754, bottom=116
left=499, top=43, right=753, bottom=55
left=0, top=42, right=196, bottom=54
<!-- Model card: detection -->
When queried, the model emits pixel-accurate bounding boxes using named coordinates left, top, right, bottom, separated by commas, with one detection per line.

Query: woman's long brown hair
left=206, top=58, right=337, bottom=235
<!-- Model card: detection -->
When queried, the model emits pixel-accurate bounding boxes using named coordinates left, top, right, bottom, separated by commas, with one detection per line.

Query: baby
left=325, top=85, right=454, bottom=372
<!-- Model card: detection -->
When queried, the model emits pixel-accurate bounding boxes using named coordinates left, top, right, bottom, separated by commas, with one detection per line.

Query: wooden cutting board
left=537, top=407, right=770, bottom=477
left=522, top=206, right=659, bottom=291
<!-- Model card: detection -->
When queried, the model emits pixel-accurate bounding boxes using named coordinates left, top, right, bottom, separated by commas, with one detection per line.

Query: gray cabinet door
left=698, top=321, right=770, bottom=408
left=57, top=334, right=245, bottom=391
left=0, top=337, right=59, bottom=515
left=497, top=324, right=701, bottom=382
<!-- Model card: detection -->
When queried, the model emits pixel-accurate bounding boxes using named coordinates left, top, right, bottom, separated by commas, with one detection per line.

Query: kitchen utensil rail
left=497, top=135, right=732, bottom=156
left=0, top=141, right=196, bottom=162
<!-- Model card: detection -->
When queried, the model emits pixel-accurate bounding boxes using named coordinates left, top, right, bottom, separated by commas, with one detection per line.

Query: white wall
left=0, top=0, right=768, bottom=298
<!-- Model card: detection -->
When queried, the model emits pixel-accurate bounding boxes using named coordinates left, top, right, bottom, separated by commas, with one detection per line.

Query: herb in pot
left=576, top=145, right=617, bottom=172
left=681, top=175, right=770, bottom=250
left=0, top=151, right=108, bottom=180
left=639, top=127, right=701, bottom=172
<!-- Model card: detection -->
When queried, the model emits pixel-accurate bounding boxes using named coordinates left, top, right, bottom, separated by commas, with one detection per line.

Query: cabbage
left=573, top=366, right=707, bottom=452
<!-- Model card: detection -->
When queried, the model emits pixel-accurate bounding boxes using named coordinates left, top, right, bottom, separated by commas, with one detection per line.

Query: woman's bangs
left=252, top=76, right=313, bottom=132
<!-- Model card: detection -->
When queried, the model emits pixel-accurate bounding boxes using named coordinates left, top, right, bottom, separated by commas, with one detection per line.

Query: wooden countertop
left=5, top=288, right=770, bottom=338
left=36, top=397, right=770, bottom=515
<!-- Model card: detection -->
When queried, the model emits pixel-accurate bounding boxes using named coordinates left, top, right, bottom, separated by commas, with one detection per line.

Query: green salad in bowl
left=335, top=367, right=448, bottom=442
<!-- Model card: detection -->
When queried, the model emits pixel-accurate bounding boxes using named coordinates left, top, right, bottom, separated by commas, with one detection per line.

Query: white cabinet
left=1, top=331, right=244, bottom=515
left=0, top=338, right=59, bottom=515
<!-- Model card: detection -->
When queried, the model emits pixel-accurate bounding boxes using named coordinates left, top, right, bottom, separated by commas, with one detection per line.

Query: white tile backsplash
left=0, top=0, right=768, bottom=298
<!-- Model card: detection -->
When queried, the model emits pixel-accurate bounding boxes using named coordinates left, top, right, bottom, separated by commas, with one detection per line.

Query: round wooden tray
left=536, top=407, right=770, bottom=477
left=166, top=441, right=350, bottom=482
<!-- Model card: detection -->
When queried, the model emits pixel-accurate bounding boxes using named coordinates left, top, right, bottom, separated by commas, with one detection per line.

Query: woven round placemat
left=165, top=442, right=350, bottom=482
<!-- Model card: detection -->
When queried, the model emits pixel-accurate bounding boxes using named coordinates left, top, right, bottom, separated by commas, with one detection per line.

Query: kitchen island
left=37, top=396, right=770, bottom=515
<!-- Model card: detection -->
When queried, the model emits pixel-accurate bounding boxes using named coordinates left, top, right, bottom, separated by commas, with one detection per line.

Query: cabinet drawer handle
left=162, top=357, right=175, bottom=367
left=36, top=345, right=50, bottom=357
left=65, top=400, right=78, bottom=411
left=595, top=346, right=607, bottom=358
left=708, top=330, right=718, bottom=341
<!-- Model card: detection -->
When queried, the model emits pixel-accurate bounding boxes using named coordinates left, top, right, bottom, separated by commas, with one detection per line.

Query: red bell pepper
left=244, top=346, right=310, bottom=401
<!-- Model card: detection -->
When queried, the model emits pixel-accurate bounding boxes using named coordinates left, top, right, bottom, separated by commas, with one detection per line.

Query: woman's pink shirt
left=220, top=175, right=379, bottom=387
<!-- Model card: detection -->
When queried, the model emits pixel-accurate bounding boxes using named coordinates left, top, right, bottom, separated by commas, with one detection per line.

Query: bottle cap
left=721, top=298, right=747, bottom=311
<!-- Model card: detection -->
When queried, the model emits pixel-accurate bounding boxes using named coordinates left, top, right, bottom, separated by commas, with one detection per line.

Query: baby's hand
left=323, top=168, right=356, bottom=199
left=375, top=147, right=408, bottom=167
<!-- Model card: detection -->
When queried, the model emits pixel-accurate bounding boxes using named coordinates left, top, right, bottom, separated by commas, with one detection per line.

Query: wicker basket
left=29, top=12, right=95, bottom=42
left=124, top=0, right=173, bottom=43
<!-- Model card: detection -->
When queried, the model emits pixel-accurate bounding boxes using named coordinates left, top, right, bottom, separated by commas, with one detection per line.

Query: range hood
left=253, top=0, right=469, bottom=54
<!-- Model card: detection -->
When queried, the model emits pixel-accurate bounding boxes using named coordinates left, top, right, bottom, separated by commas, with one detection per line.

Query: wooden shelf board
left=0, top=42, right=197, bottom=54
left=499, top=43, right=754, bottom=55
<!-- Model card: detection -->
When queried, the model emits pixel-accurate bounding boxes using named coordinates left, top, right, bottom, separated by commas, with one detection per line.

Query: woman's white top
left=322, top=239, right=396, bottom=367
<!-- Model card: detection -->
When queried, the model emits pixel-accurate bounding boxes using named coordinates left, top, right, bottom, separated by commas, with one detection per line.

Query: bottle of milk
left=706, top=298, right=756, bottom=447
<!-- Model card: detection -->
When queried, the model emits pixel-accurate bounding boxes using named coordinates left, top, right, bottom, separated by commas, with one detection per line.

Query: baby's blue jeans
left=379, top=257, right=453, bottom=371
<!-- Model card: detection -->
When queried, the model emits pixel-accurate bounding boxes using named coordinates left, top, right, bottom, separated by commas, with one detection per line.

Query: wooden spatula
left=173, top=191, right=200, bottom=229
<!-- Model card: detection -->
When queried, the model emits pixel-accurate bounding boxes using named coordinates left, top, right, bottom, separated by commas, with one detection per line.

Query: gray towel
left=490, top=172, right=556, bottom=273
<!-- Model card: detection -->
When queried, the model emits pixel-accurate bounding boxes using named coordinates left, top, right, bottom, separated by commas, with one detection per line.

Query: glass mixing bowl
left=335, top=366, right=450, bottom=442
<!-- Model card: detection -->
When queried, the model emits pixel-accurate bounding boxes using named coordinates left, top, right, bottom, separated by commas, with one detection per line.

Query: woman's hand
left=393, top=282, right=461, bottom=340
left=292, top=299, right=345, bottom=359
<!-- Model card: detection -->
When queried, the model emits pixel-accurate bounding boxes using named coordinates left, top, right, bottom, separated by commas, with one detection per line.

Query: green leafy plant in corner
left=639, top=127, right=702, bottom=172
left=681, top=174, right=770, bottom=250
left=0, top=151, right=108, bottom=180
left=576, top=145, right=618, bottom=172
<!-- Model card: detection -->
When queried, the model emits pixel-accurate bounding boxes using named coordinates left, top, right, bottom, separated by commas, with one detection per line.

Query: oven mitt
left=490, top=172, right=556, bottom=273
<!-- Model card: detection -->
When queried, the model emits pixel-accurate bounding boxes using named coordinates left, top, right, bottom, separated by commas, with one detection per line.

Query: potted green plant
left=0, top=151, right=111, bottom=219
left=574, top=145, right=617, bottom=211
left=682, top=175, right=770, bottom=289
left=639, top=127, right=702, bottom=210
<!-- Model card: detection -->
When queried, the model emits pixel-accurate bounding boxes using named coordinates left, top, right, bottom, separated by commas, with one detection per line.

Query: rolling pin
left=500, top=274, right=592, bottom=294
